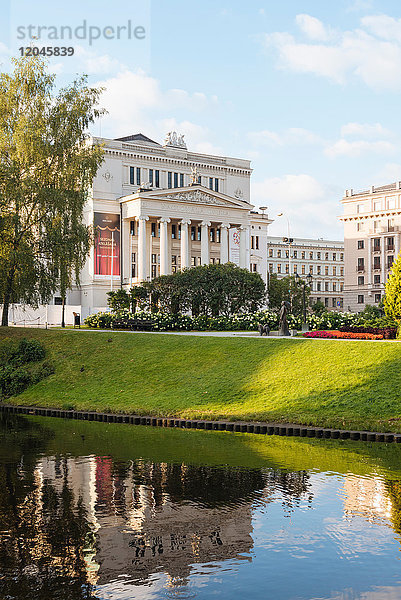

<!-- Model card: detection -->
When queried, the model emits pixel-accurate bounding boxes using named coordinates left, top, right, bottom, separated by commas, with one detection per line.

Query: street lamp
left=296, top=273, right=312, bottom=328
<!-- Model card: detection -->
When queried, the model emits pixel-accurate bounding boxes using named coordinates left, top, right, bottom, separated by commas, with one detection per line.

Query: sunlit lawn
left=1, top=327, right=401, bottom=432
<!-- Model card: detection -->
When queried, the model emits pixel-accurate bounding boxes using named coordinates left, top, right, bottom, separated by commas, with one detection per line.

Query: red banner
left=94, top=212, right=120, bottom=276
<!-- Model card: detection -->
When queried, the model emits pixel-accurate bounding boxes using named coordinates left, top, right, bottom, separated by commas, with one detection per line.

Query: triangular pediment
left=130, top=185, right=252, bottom=210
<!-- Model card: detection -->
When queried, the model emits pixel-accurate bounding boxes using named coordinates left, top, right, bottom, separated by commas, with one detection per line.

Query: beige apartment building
left=266, top=236, right=344, bottom=310
left=340, top=182, right=401, bottom=312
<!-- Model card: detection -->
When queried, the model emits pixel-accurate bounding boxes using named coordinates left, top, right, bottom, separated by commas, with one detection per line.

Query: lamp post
left=296, top=272, right=312, bottom=328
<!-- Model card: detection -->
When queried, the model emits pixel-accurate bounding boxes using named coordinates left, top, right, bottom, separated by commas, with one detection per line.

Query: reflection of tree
left=0, top=416, right=97, bottom=600
left=385, top=480, right=401, bottom=538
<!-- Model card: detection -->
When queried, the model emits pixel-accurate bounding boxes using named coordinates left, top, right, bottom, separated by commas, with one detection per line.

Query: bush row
left=84, top=309, right=381, bottom=332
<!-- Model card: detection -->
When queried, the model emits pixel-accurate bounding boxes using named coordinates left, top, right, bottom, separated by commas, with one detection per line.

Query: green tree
left=268, top=275, right=310, bottom=316
left=0, top=55, right=105, bottom=326
left=148, top=263, right=266, bottom=316
left=311, top=299, right=327, bottom=316
left=383, top=252, right=401, bottom=330
left=107, top=289, right=130, bottom=312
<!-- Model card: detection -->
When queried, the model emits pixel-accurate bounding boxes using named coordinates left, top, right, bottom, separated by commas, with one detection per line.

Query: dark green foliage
left=107, top=289, right=130, bottom=311
left=311, top=300, right=327, bottom=316
left=268, top=275, right=311, bottom=316
left=0, top=337, right=53, bottom=399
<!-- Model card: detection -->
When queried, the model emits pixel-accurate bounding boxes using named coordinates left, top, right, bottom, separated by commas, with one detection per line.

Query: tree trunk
left=61, top=296, right=66, bottom=328
left=1, top=269, right=15, bottom=327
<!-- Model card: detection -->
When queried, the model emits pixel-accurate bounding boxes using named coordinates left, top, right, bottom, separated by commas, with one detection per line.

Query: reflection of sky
left=93, top=471, right=401, bottom=600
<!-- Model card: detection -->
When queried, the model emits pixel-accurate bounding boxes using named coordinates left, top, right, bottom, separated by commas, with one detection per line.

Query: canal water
left=2, top=415, right=401, bottom=599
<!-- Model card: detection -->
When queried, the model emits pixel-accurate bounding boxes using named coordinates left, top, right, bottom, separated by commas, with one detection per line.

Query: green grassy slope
left=1, top=327, right=401, bottom=432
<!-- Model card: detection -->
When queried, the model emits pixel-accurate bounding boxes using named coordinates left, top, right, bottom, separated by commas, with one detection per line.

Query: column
left=159, top=217, right=171, bottom=275
left=220, top=223, right=230, bottom=264
left=180, top=219, right=191, bottom=269
left=239, top=225, right=249, bottom=268
left=201, top=221, right=211, bottom=265
left=137, top=215, right=149, bottom=281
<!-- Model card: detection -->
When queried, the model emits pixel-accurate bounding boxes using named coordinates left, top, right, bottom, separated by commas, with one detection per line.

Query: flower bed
left=338, top=326, right=397, bottom=339
left=303, top=330, right=384, bottom=340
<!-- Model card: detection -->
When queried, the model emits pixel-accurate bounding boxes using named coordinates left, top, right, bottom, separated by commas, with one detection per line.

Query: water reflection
left=2, top=414, right=401, bottom=599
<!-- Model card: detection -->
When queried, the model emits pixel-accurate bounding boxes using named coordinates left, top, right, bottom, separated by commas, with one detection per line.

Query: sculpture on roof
left=165, top=131, right=187, bottom=149
left=190, top=165, right=199, bottom=185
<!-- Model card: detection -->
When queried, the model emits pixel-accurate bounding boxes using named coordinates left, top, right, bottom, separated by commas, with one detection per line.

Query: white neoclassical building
left=65, top=132, right=271, bottom=315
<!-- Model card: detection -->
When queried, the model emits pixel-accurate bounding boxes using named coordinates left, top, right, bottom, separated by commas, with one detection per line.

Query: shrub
left=0, top=338, right=54, bottom=399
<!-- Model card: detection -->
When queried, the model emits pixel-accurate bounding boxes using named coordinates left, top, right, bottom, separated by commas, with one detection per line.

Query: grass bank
left=1, top=327, right=401, bottom=433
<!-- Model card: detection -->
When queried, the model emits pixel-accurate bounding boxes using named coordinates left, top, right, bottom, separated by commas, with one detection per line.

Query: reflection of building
left=343, top=475, right=392, bottom=523
left=340, top=183, right=401, bottom=312
left=62, top=132, right=272, bottom=314
left=266, top=236, right=344, bottom=310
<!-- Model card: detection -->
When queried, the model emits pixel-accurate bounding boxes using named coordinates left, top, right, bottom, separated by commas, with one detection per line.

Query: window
left=387, top=198, right=396, bottom=209
left=358, top=257, right=364, bottom=271
left=375, top=293, right=381, bottom=303
left=325, top=298, right=329, bottom=307
left=174, top=172, right=178, bottom=188
left=373, top=220, right=380, bottom=232
left=340, top=283, right=344, bottom=292
left=191, top=226, right=195, bottom=241
left=277, top=264, right=282, bottom=273
left=209, top=228, right=215, bottom=242
left=216, top=229, right=221, bottom=243
left=285, top=264, right=289, bottom=274
left=333, top=283, right=337, bottom=292
left=301, top=251, right=305, bottom=259
left=269, top=263, right=273, bottom=273
left=293, top=251, right=297, bottom=258
left=268, top=248, right=273, bottom=257
left=309, top=252, right=313, bottom=260
left=358, top=295, right=364, bottom=304
left=325, top=252, right=329, bottom=260
left=151, top=222, right=156, bottom=237
left=130, top=166, right=135, bottom=184
left=373, top=238, right=380, bottom=251
left=293, top=264, right=297, bottom=273
left=325, top=266, right=329, bottom=275
left=130, top=221, right=135, bottom=236
left=277, top=249, right=282, bottom=258
left=178, top=224, right=181, bottom=240
left=309, top=265, right=313, bottom=274
left=214, top=178, right=219, bottom=192
left=180, top=173, right=184, bottom=187
left=357, top=222, right=365, bottom=232
left=388, top=219, right=395, bottom=232
left=285, top=250, right=289, bottom=258
left=191, top=257, right=196, bottom=266
left=317, top=252, right=321, bottom=260
left=149, top=169, right=153, bottom=186
left=172, top=255, right=177, bottom=273
left=54, top=297, right=63, bottom=305
left=197, top=176, right=201, bottom=184
left=317, top=266, right=321, bottom=275
left=332, top=298, right=336, bottom=307
left=317, top=282, right=321, bottom=291
left=340, top=253, right=344, bottom=261
left=374, top=201, right=381, bottom=211
left=357, top=240, right=364, bottom=249
left=131, top=252, right=136, bottom=278
left=333, top=253, right=336, bottom=261
left=168, top=172, right=172, bottom=189
left=171, top=224, right=177, bottom=239
left=388, top=255, right=394, bottom=269
left=387, top=237, right=395, bottom=250
left=136, top=167, right=141, bottom=186
left=155, top=170, right=160, bottom=188
left=255, top=236, right=259, bottom=250
left=374, top=274, right=380, bottom=285
left=373, top=256, right=381, bottom=270
left=333, top=267, right=336, bottom=276
left=209, top=177, right=213, bottom=190
left=358, top=276, right=364, bottom=285
left=251, top=263, right=257, bottom=272
left=251, top=236, right=254, bottom=250
left=340, top=267, right=344, bottom=276
left=301, top=265, right=305, bottom=275
left=197, top=227, right=202, bottom=241
left=325, top=282, right=329, bottom=291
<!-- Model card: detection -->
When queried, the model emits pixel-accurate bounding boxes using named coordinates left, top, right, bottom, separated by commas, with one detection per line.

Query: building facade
left=340, top=182, right=401, bottom=312
left=64, top=132, right=271, bottom=315
left=266, top=237, right=344, bottom=310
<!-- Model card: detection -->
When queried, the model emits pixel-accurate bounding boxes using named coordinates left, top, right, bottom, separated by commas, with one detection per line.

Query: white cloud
left=340, top=122, right=391, bottom=138
left=264, top=14, right=401, bottom=90
left=249, top=127, right=322, bottom=147
left=325, top=139, right=395, bottom=158
left=346, top=0, right=373, bottom=12
left=296, top=14, right=330, bottom=41
left=251, top=174, right=343, bottom=238
left=93, top=69, right=220, bottom=153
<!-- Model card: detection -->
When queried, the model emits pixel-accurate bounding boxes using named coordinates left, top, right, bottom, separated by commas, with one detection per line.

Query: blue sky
left=2, top=0, right=401, bottom=238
